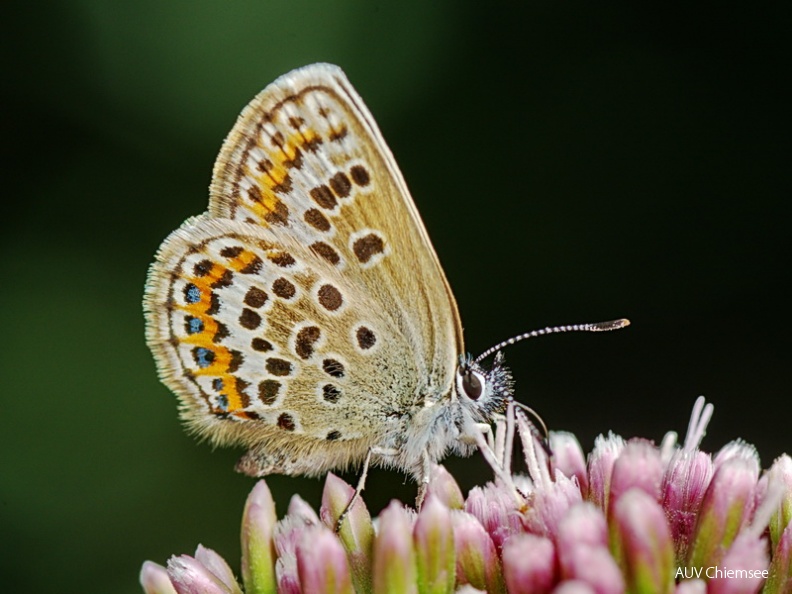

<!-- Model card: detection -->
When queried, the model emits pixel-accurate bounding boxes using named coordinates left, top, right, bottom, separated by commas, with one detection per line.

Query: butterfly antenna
left=474, top=318, right=630, bottom=364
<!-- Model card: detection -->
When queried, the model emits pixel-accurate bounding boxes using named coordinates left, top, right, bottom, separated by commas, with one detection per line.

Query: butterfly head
left=449, top=319, right=630, bottom=452
left=454, top=351, right=514, bottom=422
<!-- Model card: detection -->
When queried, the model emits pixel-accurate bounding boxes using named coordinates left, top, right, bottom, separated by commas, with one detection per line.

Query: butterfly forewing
left=209, top=64, right=463, bottom=368
left=145, top=64, right=463, bottom=476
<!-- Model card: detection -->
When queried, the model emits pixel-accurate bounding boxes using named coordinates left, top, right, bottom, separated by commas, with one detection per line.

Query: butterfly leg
left=470, top=421, right=526, bottom=507
left=476, top=417, right=516, bottom=472
left=336, top=446, right=399, bottom=533
left=475, top=422, right=497, bottom=452
left=414, top=451, right=432, bottom=510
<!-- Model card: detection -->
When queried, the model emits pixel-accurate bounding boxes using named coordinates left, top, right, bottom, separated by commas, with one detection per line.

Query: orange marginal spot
left=328, top=124, right=348, bottom=142
left=260, top=160, right=289, bottom=190
left=192, top=344, right=231, bottom=376
left=247, top=128, right=320, bottom=225
left=297, top=128, right=320, bottom=148
left=215, top=372, right=247, bottom=413
left=200, top=261, right=227, bottom=285
left=176, top=329, right=247, bottom=412
left=176, top=262, right=228, bottom=310
left=171, top=271, right=248, bottom=415
left=177, top=288, right=211, bottom=316
left=193, top=354, right=247, bottom=412
left=226, top=250, right=260, bottom=273
left=175, top=284, right=222, bottom=330
left=256, top=130, right=302, bottom=191
left=246, top=185, right=286, bottom=224
left=177, top=315, right=220, bottom=346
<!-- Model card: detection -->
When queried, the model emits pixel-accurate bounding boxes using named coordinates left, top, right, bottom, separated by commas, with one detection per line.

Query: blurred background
left=3, top=1, right=790, bottom=592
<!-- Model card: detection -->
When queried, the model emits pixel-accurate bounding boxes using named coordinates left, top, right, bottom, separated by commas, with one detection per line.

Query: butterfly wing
left=210, top=63, right=464, bottom=373
left=144, top=64, right=463, bottom=477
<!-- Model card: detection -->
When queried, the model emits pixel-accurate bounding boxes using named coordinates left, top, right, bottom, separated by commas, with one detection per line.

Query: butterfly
left=144, top=64, right=627, bottom=502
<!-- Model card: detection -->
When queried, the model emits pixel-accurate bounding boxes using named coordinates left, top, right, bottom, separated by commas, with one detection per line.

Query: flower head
left=142, top=397, right=791, bottom=594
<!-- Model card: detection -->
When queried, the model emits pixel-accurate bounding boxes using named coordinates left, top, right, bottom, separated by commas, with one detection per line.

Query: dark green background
left=3, top=2, right=790, bottom=592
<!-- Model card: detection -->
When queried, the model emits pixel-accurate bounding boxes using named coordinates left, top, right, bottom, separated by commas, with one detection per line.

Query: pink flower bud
left=240, top=481, right=277, bottom=594
left=609, top=439, right=664, bottom=507
left=453, top=510, right=504, bottom=593
left=167, top=555, right=235, bottom=594
left=588, top=433, right=626, bottom=514
left=557, top=503, right=608, bottom=552
left=675, top=579, right=706, bottom=594
left=465, top=483, right=523, bottom=552
left=764, top=521, right=792, bottom=594
left=766, top=454, right=792, bottom=550
left=140, top=561, right=177, bottom=594
left=525, top=473, right=583, bottom=537
left=296, top=525, right=354, bottom=594
left=611, top=489, right=674, bottom=594
left=661, top=449, right=713, bottom=563
left=713, top=441, right=760, bottom=474
left=273, top=516, right=307, bottom=594
left=372, top=501, right=417, bottom=594
left=551, top=432, right=589, bottom=495
left=556, top=506, right=622, bottom=594
left=559, top=545, right=624, bottom=594
left=287, top=494, right=320, bottom=525
left=553, top=580, right=597, bottom=594
left=502, top=533, right=558, bottom=594
left=414, top=495, right=455, bottom=594
left=688, top=457, right=759, bottom=568
left=426, top=464, right=465, bottom=510
left=194, top=545, right=242, bottom=593
left=320, top=473, right=374, bottom=593
left=707, top=532, right=769, bottom=594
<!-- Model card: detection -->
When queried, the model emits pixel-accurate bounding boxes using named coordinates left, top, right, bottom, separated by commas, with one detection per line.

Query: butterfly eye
left=461, top=369, right=484, bottom=400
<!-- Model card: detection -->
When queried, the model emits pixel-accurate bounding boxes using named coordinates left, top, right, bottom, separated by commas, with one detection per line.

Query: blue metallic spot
left=185, top=283, right=201, bottom=304
left=216, top=394, right=229, bottom=411
left=186, top=316, right=204, bottom=334
left=192, top=347, right=215, bottom=368
left=212, top=378, right=224, bottom=391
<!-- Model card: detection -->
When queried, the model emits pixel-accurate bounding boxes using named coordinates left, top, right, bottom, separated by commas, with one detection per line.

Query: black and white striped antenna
left=474, top=318, right=630, bottom=364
